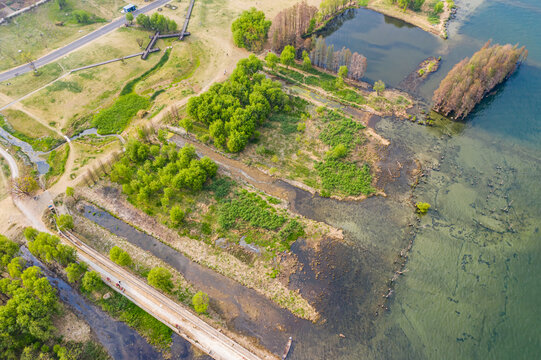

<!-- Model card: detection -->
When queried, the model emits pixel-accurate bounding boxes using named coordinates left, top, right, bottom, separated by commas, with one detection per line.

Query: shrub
left=147, top=267, right=173, bottom=293
left=192, top=291, right=209, bottom=314
left=56, top=214, right=74, bottom=231
left=109, top=246, right=132, bottom=267
left=373, top=80, right=385, bottom=95
left=169, top=206, right=185, bottom=225
left=82, top=271, right=102, bottom=291
left=416, top=202, right=431, bottom=214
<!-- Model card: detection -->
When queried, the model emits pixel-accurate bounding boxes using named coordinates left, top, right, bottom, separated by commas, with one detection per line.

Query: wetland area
left=0, top=0, right=539, bottom=359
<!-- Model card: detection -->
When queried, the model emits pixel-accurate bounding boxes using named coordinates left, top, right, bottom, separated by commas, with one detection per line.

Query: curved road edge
left=0, top=0, right=172, bottom=82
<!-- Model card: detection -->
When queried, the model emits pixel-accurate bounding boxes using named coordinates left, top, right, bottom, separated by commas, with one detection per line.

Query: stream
left=0, top=127, right=122, bottom=175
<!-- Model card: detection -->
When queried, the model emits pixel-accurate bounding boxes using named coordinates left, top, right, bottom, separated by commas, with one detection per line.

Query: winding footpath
left=0, top=0, right=171, bottom=82
left=0, top=146, right=270, bottom=360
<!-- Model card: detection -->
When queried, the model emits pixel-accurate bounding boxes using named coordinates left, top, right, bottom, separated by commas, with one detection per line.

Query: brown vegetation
left=310, top=36, right=367, bottom=81
left=433, top=41, right=528, bottom=120
left=268, top=1, right=318, bottom=52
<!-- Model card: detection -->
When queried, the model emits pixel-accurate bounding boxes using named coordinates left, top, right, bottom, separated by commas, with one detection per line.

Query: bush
left=192, top=291, right=209, bottom=314
left=416, top=202, right=431, bottom=214
left=109, top=246, right=132, bottom=267
left=147, top=267, right=173, bottom=293
left=56, top=214, right=74, bottom=231
left=82, top=270, right=103, bottom=291
left=231, top=8, right=271, bottom=51
left=169, top=206, right=185, bottom=225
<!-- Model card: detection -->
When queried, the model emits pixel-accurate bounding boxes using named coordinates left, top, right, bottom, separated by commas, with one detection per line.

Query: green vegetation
left=373, top=80, right=386, bottom=95
left=187, top=55, right=287, bottom=152
left=392, top=0, right=426, bottom=11
left=92, top=93, right=150, bottom=134
left=48, top=80, right=83, bottom=93
left=147, top=267, right=174, bottom=293
left=56, top=214, right=74, bottom=231
left=192, top=291, right=209, bottom=314
left=218, top=190, right=287, bottom=230
left=136, top=13, right=178, bottom=33
left=416, top=202, right=431, bottom=214
left=66, top=186, right=75, bottom=197
left=65, top=262, right=88, bottom=283
left=120, top=49, right=171, bottom=96
left=280, top=45, right=296, bottom=68
left=109, top=246, right=132, bottom=267
left=81, top=270, right=102, bottom=292
left=0, top=235, right=107, bottom=360
left=231, top=8, right=271, bottom=52
left=45, top=144, right=70, bottom=183
left=0, top=113, right=62, bottom=152
left=316, top=160, right=373, bottom=196
left=97, top=290, right=172, bottom=348
left=110, top=141, right=217, bottom=217
left=265, top=52, right=279, bottom=70
left=433, top=41, right=528, bottom=119
left=25, top=230, right=76, bottom=266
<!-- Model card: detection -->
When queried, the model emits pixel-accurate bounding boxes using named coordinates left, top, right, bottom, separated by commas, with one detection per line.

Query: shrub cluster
left=187, top=55, right=288, bottom=152
left=136, top=13, right=178, bottom=33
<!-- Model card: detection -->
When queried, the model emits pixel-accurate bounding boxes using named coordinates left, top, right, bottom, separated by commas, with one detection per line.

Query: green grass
left=0, top=113, right=63, bottom=151
left=319, top=111, right=365, bottom=148
left=47, top=80, right=83, bottom=93
left=93, top=93, right=150, bottom=134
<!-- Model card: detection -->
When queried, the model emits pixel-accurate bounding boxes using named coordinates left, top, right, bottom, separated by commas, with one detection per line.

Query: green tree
left=65, top=186, right=74, bottom=197
left=126, top=12, right=134, bottom=24
left=65, top=262, right=88, bottom=283
left=169, top=206, right=185, bottom=225
left=280, top=45, right=296, bottom=68
left=265, top=52, right=279, bottom=70
left=302, top=50, right=312, bottom=71
left=0, top=235, right=18, bottom=269
left=7, top=257, right=25, bottom=278
left=23, top=227, right=39, bottom=241
left=28, top=232, right=75, bottom=266
left=433, top=1, right=444, bottom=13
left=82, top=271, right=102, bottom=291
left=56, top=214, right=74, bottom=231
left=192, top=291, right=209, bottom=314
left=373, top=80, right=386, bottom=95
left=231, top=8, right=271, bottom=51
left=147, top=267, right=173, bottom=293
left=109, top=246, right=132, bottom=267
left=336, top=65, right=348, bottom=87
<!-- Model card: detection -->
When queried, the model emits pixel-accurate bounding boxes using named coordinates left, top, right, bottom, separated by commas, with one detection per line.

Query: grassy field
left=0, top=109, right=63, bottom=151
left=0, top=0, right=147, bottom=71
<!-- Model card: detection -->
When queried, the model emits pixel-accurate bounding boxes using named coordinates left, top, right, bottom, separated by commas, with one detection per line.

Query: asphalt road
left=0, top=0, right=171, bottom=82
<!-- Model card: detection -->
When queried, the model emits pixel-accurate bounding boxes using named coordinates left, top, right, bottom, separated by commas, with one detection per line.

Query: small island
left=432, top=41, right=528, bottom=120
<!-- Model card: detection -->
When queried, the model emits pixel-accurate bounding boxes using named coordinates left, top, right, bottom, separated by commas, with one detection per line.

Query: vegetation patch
left=93, top=94, right=150, bottom=134
left=433, top=41, right=528, bottom=119
left=121, top=49, right=171, bottom=96
left=0, top=111, right=63, bottom=152
left=45, top=143, right=70, bottom=185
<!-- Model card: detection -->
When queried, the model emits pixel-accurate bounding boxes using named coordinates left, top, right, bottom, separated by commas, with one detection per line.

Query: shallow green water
left=317, top=1, right=541, bottom=358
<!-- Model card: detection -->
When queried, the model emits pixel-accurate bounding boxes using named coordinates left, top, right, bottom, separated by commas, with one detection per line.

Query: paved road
left=0, top=0, right=171, bottom=82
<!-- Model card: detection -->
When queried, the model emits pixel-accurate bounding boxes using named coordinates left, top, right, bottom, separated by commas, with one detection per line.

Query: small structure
left=122, top=4, right=137, bottom=13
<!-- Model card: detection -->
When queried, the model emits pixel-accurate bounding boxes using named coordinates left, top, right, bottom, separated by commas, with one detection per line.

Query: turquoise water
left=314, top=1, right=541, bottom=358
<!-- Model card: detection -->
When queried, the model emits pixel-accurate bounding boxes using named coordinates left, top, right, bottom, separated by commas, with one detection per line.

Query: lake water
left=313, top=1, right=541, bottom=359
